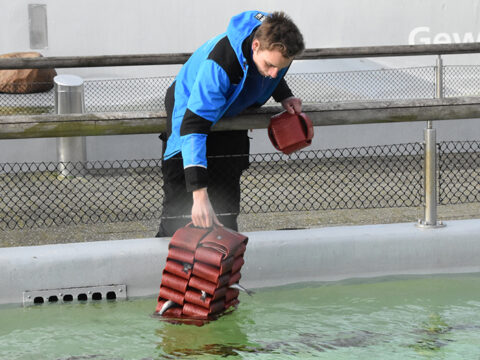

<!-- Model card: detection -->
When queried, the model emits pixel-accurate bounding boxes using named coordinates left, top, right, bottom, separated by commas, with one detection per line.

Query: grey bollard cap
left=54, top=74, right=84, bottom=92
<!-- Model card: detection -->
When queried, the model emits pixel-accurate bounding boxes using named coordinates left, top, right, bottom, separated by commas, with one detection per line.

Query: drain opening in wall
left=23, top=285, right=127, bottom=306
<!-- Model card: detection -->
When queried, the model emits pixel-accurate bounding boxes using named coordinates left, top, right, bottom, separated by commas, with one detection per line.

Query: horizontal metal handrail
left=1, top=43, right=480, bottom=69
left=1, top=97, right=480, bottom=139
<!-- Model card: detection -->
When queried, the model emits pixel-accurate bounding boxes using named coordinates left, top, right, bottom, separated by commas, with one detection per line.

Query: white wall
left=3, top=0, right=480, bottom=69
left=1, top=0, right=480, bottom=162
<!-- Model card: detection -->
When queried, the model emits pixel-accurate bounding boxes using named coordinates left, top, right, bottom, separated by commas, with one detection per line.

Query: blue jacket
left=164, top=11, right=293, bottom=191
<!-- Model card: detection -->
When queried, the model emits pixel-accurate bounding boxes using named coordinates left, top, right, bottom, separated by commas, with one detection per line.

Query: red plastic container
left=169, top=225, right=211, bottom=251
left=167, top=247, right=195, bottom=264
left=156, top=224, right=249, bottom=322
left=155, top=299, right=183, bottom=317
left=182, top=300, right=225, bottom=319
left=161, top=271, right=189, bottom=293
left=231, top=256, right=245, bottom=274
left=268, top=111, right=314, bottom=154
left=164, top=260, right=192, bottom=280
left=184, top=287, right=227, bottom=309
left=189, top=274, right=230, bottom=295
left=193, top=260, right=233, bottom=283
left=159, top=286, right=185, bottom=305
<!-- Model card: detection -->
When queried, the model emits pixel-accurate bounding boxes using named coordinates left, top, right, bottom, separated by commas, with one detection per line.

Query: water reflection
left=154, top=313, right=384, bottom=358
left=154, top=313, right=264, bottom=359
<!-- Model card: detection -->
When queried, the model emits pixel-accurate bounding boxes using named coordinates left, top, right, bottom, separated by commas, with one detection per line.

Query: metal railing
left=2, top=42, right=480, bottom=69
left=419, top=56, right=444, bottom=228
left=1, top=43, right=480, bottom=231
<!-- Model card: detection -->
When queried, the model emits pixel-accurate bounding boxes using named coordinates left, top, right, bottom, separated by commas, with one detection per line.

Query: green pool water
left=1, top=274, right=480, bottom=360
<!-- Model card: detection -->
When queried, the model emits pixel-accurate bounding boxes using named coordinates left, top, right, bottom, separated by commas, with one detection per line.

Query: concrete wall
left=1, top=0, right=480, bottom=163
left=3, top=0, right=480, bottom=64
left=1, top=219, right=480, bottom=306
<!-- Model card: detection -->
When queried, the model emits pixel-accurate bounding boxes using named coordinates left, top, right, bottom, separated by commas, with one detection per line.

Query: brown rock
left=0, top=52, right=57, bottom=93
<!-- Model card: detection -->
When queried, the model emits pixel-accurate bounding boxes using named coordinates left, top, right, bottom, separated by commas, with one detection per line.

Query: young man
left=156, top=10, right=305, bottom=237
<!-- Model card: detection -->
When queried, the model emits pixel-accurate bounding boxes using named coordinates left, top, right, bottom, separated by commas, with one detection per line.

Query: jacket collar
left=226, top=11, right=269, bottom=70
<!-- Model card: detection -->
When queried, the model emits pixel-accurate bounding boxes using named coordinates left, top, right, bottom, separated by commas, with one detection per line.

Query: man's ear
left=252, top=39, right=260, bottom=52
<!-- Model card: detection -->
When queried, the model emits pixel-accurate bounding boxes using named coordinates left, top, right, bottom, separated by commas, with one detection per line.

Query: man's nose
left=268, top=68, right=279, bottom=78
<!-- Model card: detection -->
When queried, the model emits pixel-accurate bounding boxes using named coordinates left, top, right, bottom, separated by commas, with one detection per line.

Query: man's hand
left=192, top=187, right=223, bottom=228
left=281, top=96, right=302, bottom=114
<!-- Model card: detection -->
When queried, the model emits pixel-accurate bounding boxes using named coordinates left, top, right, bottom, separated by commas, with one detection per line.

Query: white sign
left=409, top=26, right=480, bottom=44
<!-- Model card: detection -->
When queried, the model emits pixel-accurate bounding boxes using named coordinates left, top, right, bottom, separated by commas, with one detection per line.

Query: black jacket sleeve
left=272, top=78, right=294, bottom=102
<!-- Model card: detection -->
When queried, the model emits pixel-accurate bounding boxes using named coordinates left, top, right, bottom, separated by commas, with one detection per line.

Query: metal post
left=55, top=75, right=87, bottom=178
left=417, top=55, right=445, bottom=228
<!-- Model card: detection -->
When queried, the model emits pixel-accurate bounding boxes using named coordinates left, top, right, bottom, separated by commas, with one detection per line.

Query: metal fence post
left=417, top=55, right=445, bottom=228
left=54, top=74, right=87, bottom=177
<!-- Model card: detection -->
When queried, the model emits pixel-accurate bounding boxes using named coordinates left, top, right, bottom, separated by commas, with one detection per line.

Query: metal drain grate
left=23, top=284, right=127, bottom=306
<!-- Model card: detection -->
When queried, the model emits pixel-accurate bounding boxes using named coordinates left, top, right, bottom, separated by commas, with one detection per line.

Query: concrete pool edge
left=1, top=218, right=479, bottom=306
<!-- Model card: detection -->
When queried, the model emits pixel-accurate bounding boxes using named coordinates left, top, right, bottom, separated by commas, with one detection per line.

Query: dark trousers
left=156, top=85, right=250, bottom=237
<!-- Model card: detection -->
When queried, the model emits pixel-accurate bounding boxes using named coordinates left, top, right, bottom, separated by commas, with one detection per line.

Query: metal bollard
left=55, top=75, right=87, bottom=177
left=417, top=55, right=445, bottom=228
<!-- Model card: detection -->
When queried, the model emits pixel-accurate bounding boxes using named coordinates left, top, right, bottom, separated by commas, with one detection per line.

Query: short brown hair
left=254, top=11, right=305, bottom=58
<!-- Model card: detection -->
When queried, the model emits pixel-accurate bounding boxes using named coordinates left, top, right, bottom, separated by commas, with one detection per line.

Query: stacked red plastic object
left=155, top=224, right=248, bottom=320
left=268, top=111, right=314, bottom=155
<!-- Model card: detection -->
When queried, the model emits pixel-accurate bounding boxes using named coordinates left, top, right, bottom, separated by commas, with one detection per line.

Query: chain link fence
left=0, top=65, right=479, bottom=230
left=0, top=140, right=478, bottom=230
left=0, top=83, right=54, bottom=115
left=1, top=65, right=480, bottom=115
left=439, top=141, right=480, bottom=204
left=443, top=65, right=480, bottom=98
left=283, top=67, right=436, bottom=103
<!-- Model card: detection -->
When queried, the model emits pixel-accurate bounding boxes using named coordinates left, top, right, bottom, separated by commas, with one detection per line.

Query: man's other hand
left=281, top=96, right=302, bottom=114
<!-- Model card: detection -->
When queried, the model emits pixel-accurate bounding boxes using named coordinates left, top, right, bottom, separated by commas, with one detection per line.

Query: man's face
left=252, top=39, right=292, bottom=78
